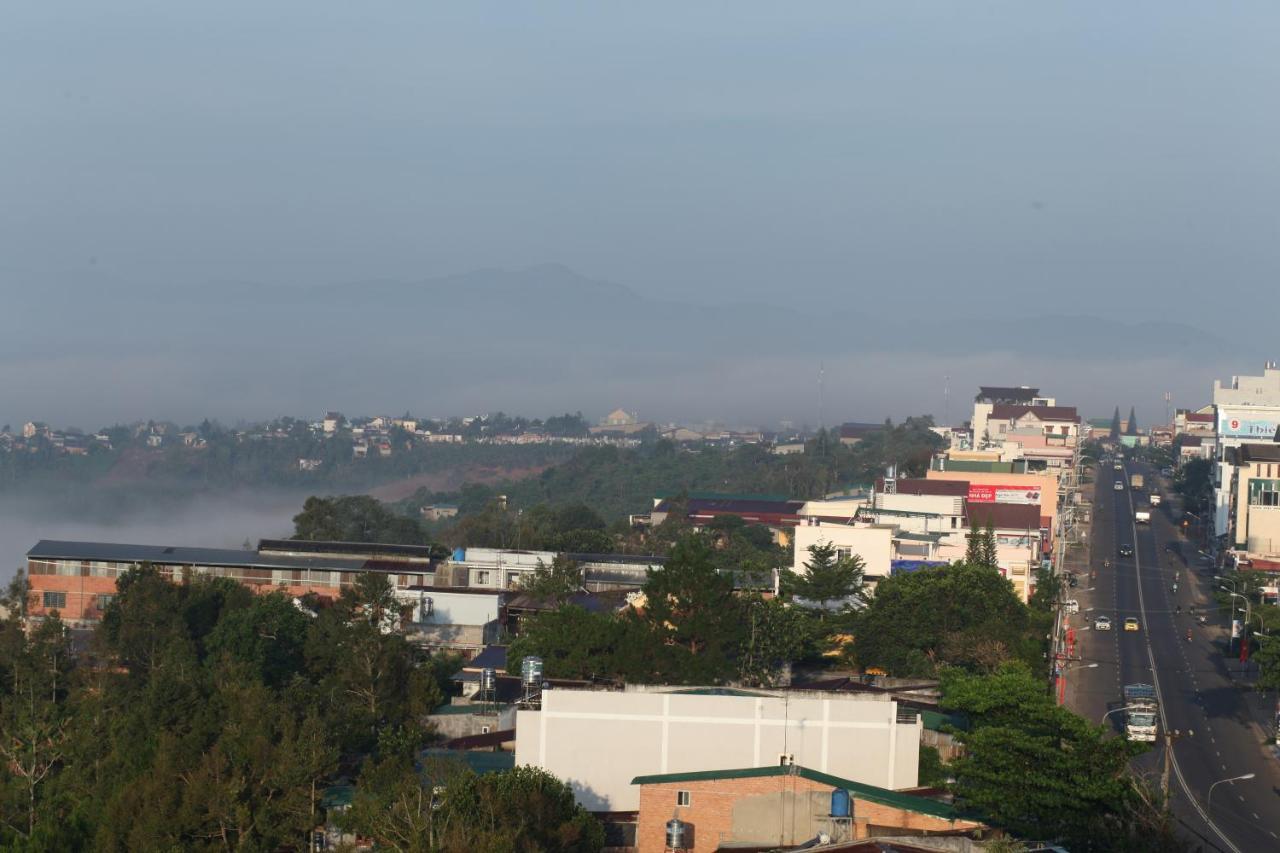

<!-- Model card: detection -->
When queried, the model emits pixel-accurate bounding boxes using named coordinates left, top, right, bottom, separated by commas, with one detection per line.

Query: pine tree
left=1127, top=407, right=1138, bottom=436
left=981, top=522, right=999, bottom=569
left=966, top=522, right=984, bottom=565
left=1109, top=407, right=1121, bottom=440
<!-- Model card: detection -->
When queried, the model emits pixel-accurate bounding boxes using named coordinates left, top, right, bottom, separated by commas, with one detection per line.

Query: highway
left=1064, top=455, right=1280, bottom=852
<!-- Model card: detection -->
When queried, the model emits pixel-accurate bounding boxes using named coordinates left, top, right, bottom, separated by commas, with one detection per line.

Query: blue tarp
left=889, top=560, right=950, bottom=575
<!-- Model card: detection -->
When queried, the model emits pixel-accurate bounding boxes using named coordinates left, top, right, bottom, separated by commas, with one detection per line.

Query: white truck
left=1135, top=509, right=1151, bottom=524
left=1149, top=493, right=1162, bottom=507
left=1130, top=473, right=1144, bottom=491
left=1123, top=684, right=1158, bottom=741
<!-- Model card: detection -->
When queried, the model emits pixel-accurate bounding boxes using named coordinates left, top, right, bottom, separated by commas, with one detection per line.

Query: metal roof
left=629, top=765, right=960, bottom=820
left=26, top=540, right=369, bottom=572
left=258, top=538, right=437, bottom=559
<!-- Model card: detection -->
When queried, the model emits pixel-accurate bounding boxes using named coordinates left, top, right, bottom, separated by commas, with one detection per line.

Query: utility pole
left=1161, top=728, right=1193, bottom=799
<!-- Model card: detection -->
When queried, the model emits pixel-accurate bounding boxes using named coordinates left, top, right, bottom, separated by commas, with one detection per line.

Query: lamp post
left=1207, top=773, right=1255, bottom=815
left=1221, top=588, right=1251, bottom=648
left=1100, top=705, right=1140, bottom=725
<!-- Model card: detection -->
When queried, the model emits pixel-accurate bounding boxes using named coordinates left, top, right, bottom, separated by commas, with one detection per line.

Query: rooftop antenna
left=943, top=374, right=950, bottom=427
left=1163, top=391, right=1172, bottom=429
left=818, top=362, right=826, bottom=434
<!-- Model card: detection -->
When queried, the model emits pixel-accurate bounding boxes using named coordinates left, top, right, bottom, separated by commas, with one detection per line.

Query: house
left=298, top=458, right=323, bottom=471
left=26, top=538, right=440, bottom=625
left=631, top=765, right=983, bottom=852
left=145, top=434, right=164, bottom=448
left=649, top=493, right=806, bottom=543
left=1227, top=443, right=1280, bottom=560
left=23, top=421, right=50, bottom=439
left=838, top=422, right=885, bottom=446
left=322, top=412, right=344, bottom=434
left=420, top=504, right=459, bottom=522
left=602, top=408, right=638, bottom=427
left=395, top=587, right=505, bottom=655
left=514, top=686, right=922, bottom=812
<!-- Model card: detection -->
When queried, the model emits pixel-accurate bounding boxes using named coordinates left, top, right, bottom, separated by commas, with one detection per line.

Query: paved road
left=1064, top=457, right=1280, bottom=852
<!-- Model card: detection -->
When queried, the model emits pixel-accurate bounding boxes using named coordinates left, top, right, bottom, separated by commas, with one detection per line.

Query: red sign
left=967, top=484, right=1042, bottom=505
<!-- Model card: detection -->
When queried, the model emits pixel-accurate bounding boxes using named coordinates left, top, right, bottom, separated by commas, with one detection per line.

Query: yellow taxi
left=1124, top=617, right=1140, bottom=632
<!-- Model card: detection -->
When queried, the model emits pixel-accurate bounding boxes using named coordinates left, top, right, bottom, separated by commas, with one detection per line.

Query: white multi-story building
left=1212, top=364, right=1280, bottom=539
left=515, top=686, right=921, bottom=812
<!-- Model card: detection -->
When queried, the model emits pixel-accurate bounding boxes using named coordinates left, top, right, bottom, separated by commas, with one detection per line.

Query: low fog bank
left=0, top=491, right=308, bottom=585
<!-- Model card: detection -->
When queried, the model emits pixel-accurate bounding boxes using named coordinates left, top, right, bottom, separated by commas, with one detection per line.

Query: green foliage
left=788, top=541, right=865, bottom=606
left=511, top=533, right=810, bottom=687
left=942, top=663, right=1170, bottom=850
left=917, top=745, right=948, bottom=788
left=1127, top=406, right=1138, bottom=436
left=852, top=562, right=1040, bottom=677
left=293, top=494, right=432, bottom=544
left=518, top=555, right=585, bottom=598
left=0, top=568, right=454, bottom=850
left=1110, top=406, right=1122, bottom=441
left=1173, top=458, right=1212, bottom=516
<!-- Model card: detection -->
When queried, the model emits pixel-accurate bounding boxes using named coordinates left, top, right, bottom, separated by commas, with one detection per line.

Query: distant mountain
left=0, top=263, right=1250, bottom=426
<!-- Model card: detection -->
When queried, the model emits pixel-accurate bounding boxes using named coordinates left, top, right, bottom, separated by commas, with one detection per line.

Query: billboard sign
left=968, top=484, right=1042, bottom=505
left=1218, top=407, right=1280, bottom=440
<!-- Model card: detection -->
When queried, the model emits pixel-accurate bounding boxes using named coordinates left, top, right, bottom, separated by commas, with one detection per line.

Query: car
left=1114, top=480, right=1125, bottom=491
left=1124, top=617, right=1140, bottom=632
left=1094, top=615, right=1112, bottom=631
left=1161, top=467, right=1174, bottom=477
left=1062, top=599, right=1080, bottom=614
left=1114, top=462, right=1123, bottom=471
left=1067, top=574, right=1079, bottom=588
left=1118, top=544, right=1134, bottom=557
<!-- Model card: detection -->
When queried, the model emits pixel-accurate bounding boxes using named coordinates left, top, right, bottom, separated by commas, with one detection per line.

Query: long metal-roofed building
left=25, top=538, right=442, bottom=625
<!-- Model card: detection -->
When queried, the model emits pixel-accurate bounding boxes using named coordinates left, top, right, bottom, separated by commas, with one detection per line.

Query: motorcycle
left=1186, top=630, right=1192, bottom=642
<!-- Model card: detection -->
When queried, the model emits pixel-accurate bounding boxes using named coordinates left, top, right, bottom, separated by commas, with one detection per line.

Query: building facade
left=515, top=686, right=921, bottom=812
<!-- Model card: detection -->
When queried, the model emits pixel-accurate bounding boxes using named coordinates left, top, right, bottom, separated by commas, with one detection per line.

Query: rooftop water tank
left=522, top=656, right=544, bottom=686
left=479, top=668, right=496, bottom=692
left=665, top=818, right=688, bottom=851
left=452, top=547, right=466, bottom=562
left=830, top=789, right=851, bottom=818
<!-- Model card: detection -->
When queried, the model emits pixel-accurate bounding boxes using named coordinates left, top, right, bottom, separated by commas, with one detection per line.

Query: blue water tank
left=452, top=547, right=466, bottom=562
left=830, top=789, right=851, bottom=818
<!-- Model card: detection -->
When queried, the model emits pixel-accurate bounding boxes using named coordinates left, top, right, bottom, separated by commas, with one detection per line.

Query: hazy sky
left=3, top=3, right=1277, bottom=426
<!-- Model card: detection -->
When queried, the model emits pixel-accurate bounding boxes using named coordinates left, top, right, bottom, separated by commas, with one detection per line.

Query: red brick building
left=631, top=765, right=982, bottom=852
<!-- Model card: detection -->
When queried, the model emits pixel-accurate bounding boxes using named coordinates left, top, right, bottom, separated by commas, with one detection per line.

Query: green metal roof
left=629, top=765, right=959, bottom=820
left=430, top=703, right=510, bottom=716
left=920, top=709, right=968, bottom=732
left=422, top=749, right=515, bottom=775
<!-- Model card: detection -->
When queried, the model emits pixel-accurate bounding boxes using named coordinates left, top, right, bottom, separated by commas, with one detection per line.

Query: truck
left=1123, top=684, right=1158, bottom=741
left=1130, top=473, right=1144, bottom=491
left=1135, top=509, right=1151, bottom=524
left=1149, top=493, right=1162, bottom=507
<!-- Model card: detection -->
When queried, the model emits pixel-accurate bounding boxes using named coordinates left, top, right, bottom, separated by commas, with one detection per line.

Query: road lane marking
left=1125, top=482, right=1244, bottom=853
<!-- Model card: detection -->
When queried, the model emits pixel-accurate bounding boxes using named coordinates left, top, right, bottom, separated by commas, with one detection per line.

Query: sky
left=2, top=2, right=1277, bottom=428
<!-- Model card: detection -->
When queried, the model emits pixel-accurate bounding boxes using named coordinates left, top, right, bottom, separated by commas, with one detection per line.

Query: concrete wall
left=515, top=689, right=920, bottom=812
left=397, top=589, right=501, bottom=627
left=792, top=525, right=893, bottom=578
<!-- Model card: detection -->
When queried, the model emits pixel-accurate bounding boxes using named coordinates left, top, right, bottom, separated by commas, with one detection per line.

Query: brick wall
left=635, top=775, right=977, bottom=853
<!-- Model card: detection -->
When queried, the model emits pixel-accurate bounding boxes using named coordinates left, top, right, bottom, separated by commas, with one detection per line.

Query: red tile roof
left=989, top=404, right=1079, bottom=422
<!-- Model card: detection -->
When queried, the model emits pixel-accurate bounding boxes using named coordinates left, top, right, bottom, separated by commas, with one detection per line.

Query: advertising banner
left=967, top=484, right=1042, bottom=505
left=1218, top=408, right=1280, bottom=440
left=1232, top=619, right=1243, bottom=639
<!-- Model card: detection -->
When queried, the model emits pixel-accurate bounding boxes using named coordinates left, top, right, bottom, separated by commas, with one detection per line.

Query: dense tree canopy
left=852, top=562, right=1041, bottom=677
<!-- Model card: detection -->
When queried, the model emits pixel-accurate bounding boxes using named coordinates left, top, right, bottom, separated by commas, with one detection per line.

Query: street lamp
left=1100, top=705, right=1140, bottom=724
left=1065, top=662, right=1099, bottom=674
left=1221, top=587, right=1252, bottom=627
left=1207, top=773, right=1255, bottom=814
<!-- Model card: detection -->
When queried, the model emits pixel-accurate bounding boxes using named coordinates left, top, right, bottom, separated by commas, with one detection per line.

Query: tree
left=1127, top=406, right=1138, bottom=436
left=293, top=495, right=428, bottom=544
left=640, top=537, right=743, bottom=683
left=942, top=663, right=1158, bottom=849
left=853, top=563, right=1038, bottom=677
left=1110, top=406, right=1122, bottom=441
left=435, top=765, right=604, bottom=852
left=789, top=541, right=865, bottom=607
left=518, top=555, right=584, bottom=598
left=965, top=522, right=984, bottom=565
left=509, top=605, right=650, bottom=682
left=981, top=522, right=998, bottom=569
left=738, top=595, right=813, bottom=686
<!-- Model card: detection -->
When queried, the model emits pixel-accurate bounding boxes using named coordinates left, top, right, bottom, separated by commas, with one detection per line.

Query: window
left=836, top=547, right=852, bottom=562
left=96, top=594, right=115, bottom=611
left=676, top=791, right=691, bottom=807
left=42, top=591, right=66, bottom=609
left=474, top=570, right=491, bottom=585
